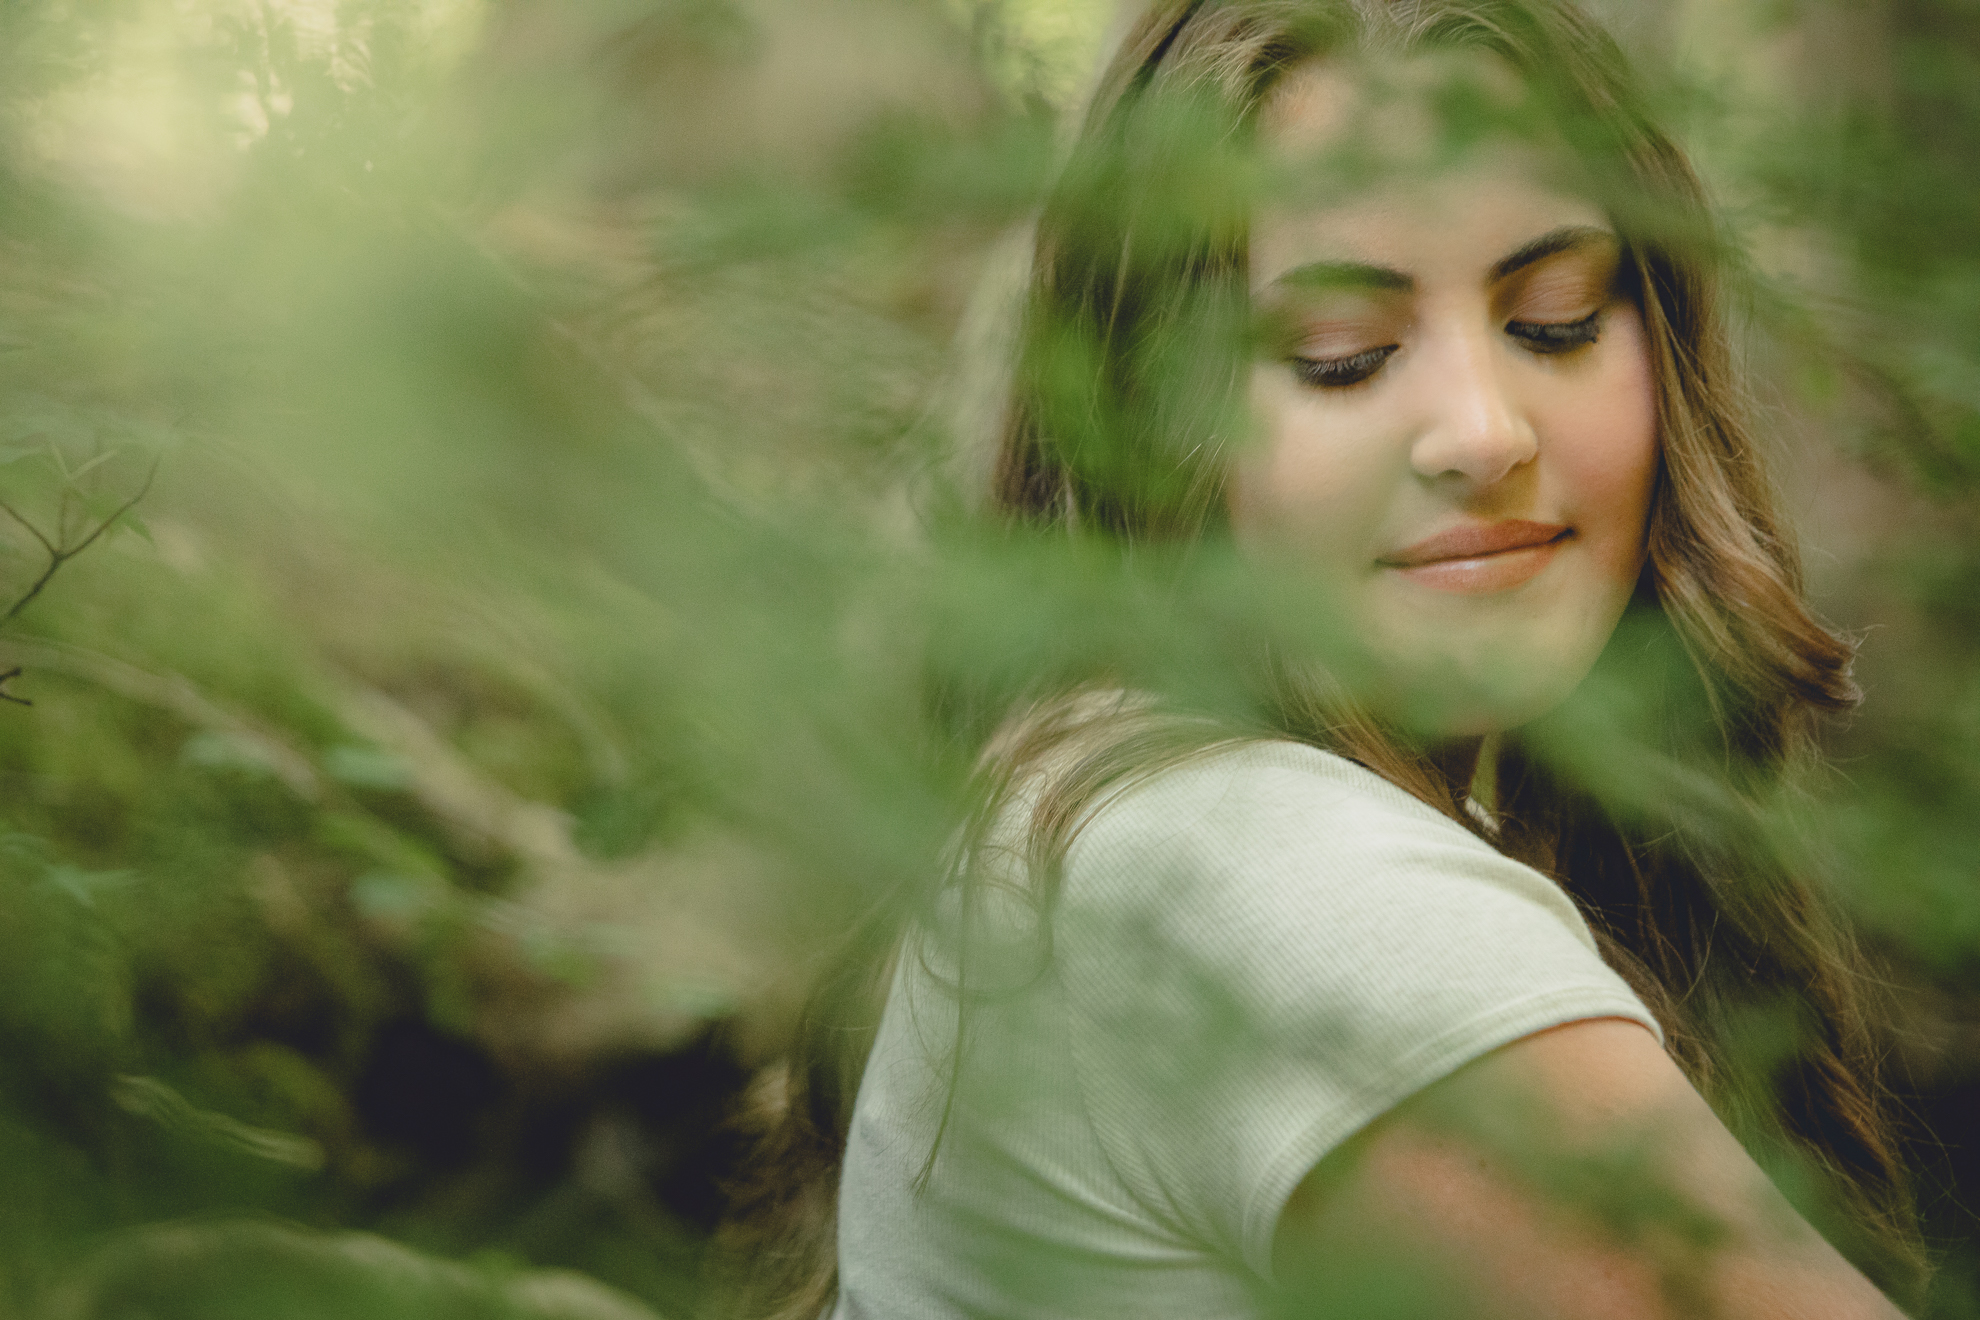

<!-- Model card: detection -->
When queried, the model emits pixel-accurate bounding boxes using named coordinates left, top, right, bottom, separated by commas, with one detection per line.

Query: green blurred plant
left=0, top=0, right=1974, bottom=1316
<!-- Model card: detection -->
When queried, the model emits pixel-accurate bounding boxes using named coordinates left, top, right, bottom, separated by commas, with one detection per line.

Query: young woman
left=724, top=2, right=1928, bottom=1316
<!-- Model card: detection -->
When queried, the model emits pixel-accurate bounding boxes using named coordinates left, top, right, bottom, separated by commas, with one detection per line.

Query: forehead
left=1261, top=49, right=1530, bottom=161
left=1252, top=54, right=1607, bottom=287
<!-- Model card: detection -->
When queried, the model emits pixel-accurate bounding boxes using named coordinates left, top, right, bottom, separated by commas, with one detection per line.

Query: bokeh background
left=1, top=0, right=1978, bottom=1315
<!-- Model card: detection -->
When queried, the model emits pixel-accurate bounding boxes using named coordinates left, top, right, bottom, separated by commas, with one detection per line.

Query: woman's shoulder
left=1052, top=736, right=1594, bottom=960
left=1067, top=737, right=1479, bottom=869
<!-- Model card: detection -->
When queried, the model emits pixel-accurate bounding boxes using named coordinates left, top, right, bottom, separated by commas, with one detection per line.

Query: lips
left=1377, top=519, right=1571, bottom=595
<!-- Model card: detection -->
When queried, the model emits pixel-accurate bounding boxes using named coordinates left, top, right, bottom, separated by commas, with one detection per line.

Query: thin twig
left=0, top=666, right=27, bottom=706
left=0, top=458, right=157, bottom=631
left=0, top=498, right=56, bottom=557
left=58, top=458, right=157, bottom=564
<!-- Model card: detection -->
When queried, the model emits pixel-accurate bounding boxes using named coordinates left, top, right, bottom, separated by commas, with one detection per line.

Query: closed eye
left=1506, top=309, right=1603, bottom=355
left=1290, top=344, right=1398, bottom=389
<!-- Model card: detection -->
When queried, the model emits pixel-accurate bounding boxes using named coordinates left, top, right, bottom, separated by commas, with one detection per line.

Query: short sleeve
left=1051, top=741, right=1659, bottom=1279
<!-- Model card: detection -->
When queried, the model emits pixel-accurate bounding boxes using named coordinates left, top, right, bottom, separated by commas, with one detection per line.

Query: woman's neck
left=1427, top=736, right=1488, bottom=804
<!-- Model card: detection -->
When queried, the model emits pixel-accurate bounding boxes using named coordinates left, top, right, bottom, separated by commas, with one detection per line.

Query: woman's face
left=1231, top=57, right=1660, bottom=736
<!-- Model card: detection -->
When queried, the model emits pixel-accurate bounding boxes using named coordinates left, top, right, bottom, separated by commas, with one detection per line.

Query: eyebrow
left=1490, top=224, right=1617, bottom=282
left=1271, top=261, right=1413, bottom=294
left=1266, top=223, right=1619, bottom=295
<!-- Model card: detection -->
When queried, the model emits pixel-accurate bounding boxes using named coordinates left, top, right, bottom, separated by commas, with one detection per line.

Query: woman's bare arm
left=1272, top=1018, right=1905, bottom=1319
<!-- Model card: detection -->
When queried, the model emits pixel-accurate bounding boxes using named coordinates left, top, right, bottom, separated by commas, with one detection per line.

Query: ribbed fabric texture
left=832, top=741, right=1657, bottom=1320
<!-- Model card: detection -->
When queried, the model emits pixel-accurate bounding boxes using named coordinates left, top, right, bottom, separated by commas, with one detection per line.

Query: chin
left=1360, top=578, right=1633, bottom=737
left=1370, top=629, right=1607, bottom=739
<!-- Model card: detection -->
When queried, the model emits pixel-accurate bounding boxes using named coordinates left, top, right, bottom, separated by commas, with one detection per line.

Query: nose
left=1407, top=324, right=1538, bottom=488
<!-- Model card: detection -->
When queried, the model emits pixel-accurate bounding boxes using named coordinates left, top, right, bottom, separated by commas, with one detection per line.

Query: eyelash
left=1290, top=345, right=1396, bottom=389
left=1505, top=308, right=1605, bottom=355
left=1287, top=309, right=1607, bottom=390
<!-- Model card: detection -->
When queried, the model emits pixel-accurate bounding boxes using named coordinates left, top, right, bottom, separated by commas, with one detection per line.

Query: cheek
left=1231, top=368, right=1398, bottom=564
left=1547, top=307, right=1659, bottom=578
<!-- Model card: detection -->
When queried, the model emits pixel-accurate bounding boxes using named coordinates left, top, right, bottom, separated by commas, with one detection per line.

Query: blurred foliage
left=0, top=0, right=1975, bottom=1316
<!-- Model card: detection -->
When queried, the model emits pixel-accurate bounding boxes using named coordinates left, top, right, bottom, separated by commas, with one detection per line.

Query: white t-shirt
left=831, top=740, right=1658, bottom=1319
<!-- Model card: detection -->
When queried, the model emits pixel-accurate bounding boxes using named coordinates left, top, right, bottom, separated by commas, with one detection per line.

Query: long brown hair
left=718, top=2, right=1928, bottom=1312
